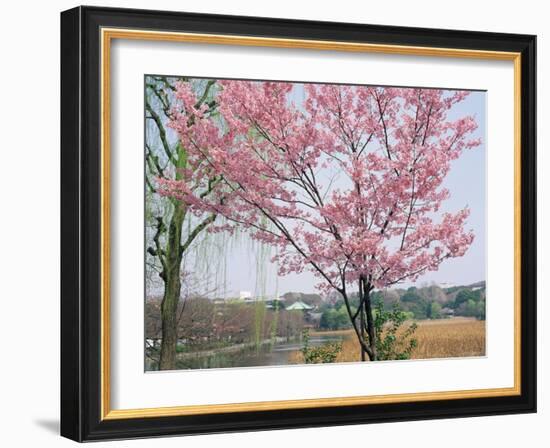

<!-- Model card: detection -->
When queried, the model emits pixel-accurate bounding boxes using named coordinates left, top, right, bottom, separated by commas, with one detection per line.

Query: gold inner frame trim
left=100, top=27, right=522, bottom=421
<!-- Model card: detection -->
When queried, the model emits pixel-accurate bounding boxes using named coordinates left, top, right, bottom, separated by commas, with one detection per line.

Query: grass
left=407, top=317, right=485, bottom=360
left=291, top=318, right=485, bottom=364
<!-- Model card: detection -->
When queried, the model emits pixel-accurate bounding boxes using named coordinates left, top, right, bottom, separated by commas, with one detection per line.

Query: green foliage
left=401, top=288, right=421, bottom=303
left=269, top=300, right=286, bottom=311
left=453, top=289, right=478, bottom=308
left=466, top=299, right=477, bottom=315
left=370, top=291, right=384, bottom=303
left=476, top=300, right=486, bottom=320
left=427, top=302, right=442, bottom=319
left=320, top=306, right=350, bottom=330
left=451, top=288, right=485, bottom=319
left=461, top=299, right=486, bottom=320
left=301, top=329, right=342, bottom=364
left=399, top=287, right=430, bottom=319
left=386, top=284, right=486, bottom=320
left=402, top=298, right=429, bottom=319
left=372, top=300, right=418, bottom=361
left=372, top=289, right=400, bottom=309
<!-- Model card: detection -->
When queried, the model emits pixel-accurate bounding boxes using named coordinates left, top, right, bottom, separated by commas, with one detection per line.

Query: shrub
left=301, top=329, right=342, bottom=364
left=373, top=300, right=418, bottom=360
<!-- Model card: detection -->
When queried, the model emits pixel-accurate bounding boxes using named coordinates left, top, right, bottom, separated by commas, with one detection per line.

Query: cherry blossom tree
left=159, top=80, right=481, bottom=361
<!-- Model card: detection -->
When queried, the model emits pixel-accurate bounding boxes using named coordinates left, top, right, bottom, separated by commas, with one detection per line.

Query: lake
left=174, top=333, right=346, bottom=369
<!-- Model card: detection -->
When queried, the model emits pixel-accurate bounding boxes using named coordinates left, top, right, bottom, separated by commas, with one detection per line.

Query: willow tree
left=160, top=80, right=481, bottom=361
left=145, top=77, right=220, bottom=370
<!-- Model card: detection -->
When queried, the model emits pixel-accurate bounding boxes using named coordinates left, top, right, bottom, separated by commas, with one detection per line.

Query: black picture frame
left=61, top=5, right=536, bottom=442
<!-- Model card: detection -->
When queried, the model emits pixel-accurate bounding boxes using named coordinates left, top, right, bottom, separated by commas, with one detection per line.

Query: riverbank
left=149, top=317, right=485, bottom=370
left=171, top=333, right=345, bottom=369
left=175, top=336, right=289, bottom=360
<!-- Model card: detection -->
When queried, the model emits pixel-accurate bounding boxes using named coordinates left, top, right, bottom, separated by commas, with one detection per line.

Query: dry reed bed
left=293, top=318, right=486, bottom=364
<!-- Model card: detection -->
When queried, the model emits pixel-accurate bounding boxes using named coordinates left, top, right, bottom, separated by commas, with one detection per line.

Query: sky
left=149, top=79, right=487, bottom=298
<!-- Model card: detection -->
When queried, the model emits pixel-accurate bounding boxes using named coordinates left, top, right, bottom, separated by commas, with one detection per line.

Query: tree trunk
left=158, top=203, right=185, bottom=370
left=363, top=281, right=378, bottom=361
left=359, top=285, right=366, bottom=361
left=340, top=287, right=373, bottom=361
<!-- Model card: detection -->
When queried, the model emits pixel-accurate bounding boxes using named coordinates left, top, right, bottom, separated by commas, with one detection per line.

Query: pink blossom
left=160, top=81, right=481, bottom=294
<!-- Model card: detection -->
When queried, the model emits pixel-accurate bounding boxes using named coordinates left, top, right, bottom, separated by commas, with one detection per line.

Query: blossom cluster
left=158, top=79, right=481, bottom=292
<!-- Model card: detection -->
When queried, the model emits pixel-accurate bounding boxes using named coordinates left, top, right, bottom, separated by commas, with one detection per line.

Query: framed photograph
left=60, top=6, right=536, bottom=441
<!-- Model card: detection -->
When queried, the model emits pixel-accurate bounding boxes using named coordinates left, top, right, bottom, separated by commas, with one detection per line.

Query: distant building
left=286, top=301, right=313, bottom=311
left=265, top=297, right=286, bottom=309
left=236, top=292, right=289, bottom=304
